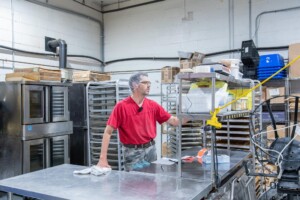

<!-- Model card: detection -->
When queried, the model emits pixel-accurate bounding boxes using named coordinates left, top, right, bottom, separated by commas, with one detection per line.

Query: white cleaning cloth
left=73, top=167, right=91, bottom=175
left=91, top=165, right=111, bottom=176
left=73, top=166, right=111, bottom=176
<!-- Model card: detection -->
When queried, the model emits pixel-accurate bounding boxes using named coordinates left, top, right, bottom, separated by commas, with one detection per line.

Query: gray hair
left=129, top=72, right=148, bottom=92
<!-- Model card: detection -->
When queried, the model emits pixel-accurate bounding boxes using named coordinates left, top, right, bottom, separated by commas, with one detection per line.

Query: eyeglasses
left=139, top=81, right=151, bottom=86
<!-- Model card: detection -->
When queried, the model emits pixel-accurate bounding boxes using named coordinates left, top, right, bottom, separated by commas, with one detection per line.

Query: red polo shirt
left=107, top=97, right=171, bottom=144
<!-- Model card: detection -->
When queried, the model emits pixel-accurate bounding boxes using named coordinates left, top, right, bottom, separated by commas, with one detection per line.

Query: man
left=96, top=72, right=181, bottom=171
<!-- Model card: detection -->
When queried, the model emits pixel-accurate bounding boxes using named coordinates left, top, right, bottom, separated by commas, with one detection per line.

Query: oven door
left=23, top=85, right=48, bottom=124
left=50, top=135, right=69, bottom=167
left=23, top=138, right=45, bottom=173
left=51, top=86, right=69, bottom=122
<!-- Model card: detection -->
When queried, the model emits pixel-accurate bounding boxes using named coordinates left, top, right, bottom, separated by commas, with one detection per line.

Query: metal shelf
left=178, top=72, right=251, bottom=87
left=86, top=80, right=130, bottom=171
left=178, top=110, right=251, bottom=121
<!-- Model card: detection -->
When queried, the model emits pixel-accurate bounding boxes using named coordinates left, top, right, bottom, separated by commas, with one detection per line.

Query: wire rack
left=86, top=80, right=130, bottom=170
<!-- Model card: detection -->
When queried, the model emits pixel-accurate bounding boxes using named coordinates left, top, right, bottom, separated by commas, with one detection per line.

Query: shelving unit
left=161, top=76, right=262, bottom=153
left=174, top=72, right=259, bottom=195
left=86, top=80, right=130, bottom=170
left=161, top=82, right=203, bottom=157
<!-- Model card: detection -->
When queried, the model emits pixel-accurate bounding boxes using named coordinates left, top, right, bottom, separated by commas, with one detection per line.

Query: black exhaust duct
left=47, top=39, right=67, bottom=69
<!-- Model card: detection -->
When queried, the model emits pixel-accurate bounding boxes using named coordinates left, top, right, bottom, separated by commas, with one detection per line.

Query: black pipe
left=0, top=44, right=290, bottom=66
left=0, top=58, right=60, bottom=68
left=206, top=48, right=241, bottom=57
left=105, top=45, right=289, bottom=64
left=67, top=55, right=104, bottom=65
left=47, top=39, right=67, bottom=69
left=0, top=44, right=53, bottom=56
left=0, top=44, right=104, bottom=65
left=105, top=56, right=178, bottom=64
left=59, top=40, right=67, bottom=69
left=257, top=45, right=288, bottom=51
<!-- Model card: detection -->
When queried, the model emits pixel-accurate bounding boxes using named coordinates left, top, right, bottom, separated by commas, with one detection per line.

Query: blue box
left=259, top=54, right=284, bottom=68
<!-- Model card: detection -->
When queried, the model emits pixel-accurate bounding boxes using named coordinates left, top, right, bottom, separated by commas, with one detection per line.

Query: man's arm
left=166, top=116, right=188, bottom=126
left=96, top=125, right=114, bottom=168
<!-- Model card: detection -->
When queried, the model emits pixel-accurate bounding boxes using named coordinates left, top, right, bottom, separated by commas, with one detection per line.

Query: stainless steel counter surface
left=139, top=148, right=250, bottom=182
left=0, top=164, right=212, bottom=200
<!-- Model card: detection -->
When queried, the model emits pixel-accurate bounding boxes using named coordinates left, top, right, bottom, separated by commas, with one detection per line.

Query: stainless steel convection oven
left=0, top=81, right=73, bottom=180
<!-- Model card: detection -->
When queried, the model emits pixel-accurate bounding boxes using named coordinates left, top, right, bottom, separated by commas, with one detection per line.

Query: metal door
left=23, top=85, right=47, bottom=124
left=50, top=135, right=69, bottom=167
left=23, top=138, right=45, bottom=173
left=51, top=86, right=69, bottom=122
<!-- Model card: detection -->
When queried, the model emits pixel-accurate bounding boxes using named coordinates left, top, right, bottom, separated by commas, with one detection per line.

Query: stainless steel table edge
left=0, top=164, right=214, bottom=200
left=0, top=185, right=67, bottom=200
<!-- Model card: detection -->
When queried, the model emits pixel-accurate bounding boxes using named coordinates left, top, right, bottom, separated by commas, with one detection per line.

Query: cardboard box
left=289, top=94, right=300, bottom=109
left=192, top=52, right=205, bottom=60
left=288, top=43, right=300, bottom=78
left=179, top=51, right=205, bottom=69
left=72, top=70, right=110, bottom=82
left=161, top=66, right=180, bottom=83
left=180, top=60, right=192, bottom=69
left=261, top=87, right=266, bottom=102
left=266, top=87, right=285, bottom=103
left=6, top=67, right=61, bottom=82
left=266, top=125, right=286, bottom=139
left=14, top=67, right=60, bottom=73
left=267, top=122, right=300, bottom=142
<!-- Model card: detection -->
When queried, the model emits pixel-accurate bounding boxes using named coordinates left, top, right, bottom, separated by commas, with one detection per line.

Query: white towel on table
left=73, top=166, right=111, bottom=176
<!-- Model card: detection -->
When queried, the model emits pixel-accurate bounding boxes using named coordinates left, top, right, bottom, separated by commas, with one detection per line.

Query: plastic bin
left=259, top=54, right=284, bottom=68
left=181, top=90, right=228, bottom=113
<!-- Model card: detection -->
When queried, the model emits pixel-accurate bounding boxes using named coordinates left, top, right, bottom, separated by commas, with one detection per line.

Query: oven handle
left=45, top=86, right=50, bottom=123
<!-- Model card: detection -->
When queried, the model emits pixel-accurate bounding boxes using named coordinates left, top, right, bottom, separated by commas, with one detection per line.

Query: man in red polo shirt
left=96, top=72, right=181, bottom=171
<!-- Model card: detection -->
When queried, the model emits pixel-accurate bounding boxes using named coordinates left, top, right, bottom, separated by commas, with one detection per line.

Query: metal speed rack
left=161, top=82, right=203, bottom=157
left=86, top=80, right=130, bottom=170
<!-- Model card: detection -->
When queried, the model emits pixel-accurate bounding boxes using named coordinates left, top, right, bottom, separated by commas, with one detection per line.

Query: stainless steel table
left=139, top=148, right=250, bottom=183
left=0, top=164, right=212, bottom=200
left=0, top=148, right=250, bottom=200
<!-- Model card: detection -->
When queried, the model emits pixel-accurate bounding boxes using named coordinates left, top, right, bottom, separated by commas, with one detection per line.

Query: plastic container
left=202, top=154, right=230, bottom=164
left=241, top=40, right=260, bottom=67
left=193, top=65, right=212, bottom=73
left=198, top=149, right=230, bottom=164
left=181, top=91, right=228, bottom=113
left=259, top=54, right=284, bottom=68
left=231, top=67, right=243, bottom=79
left=242, top=65, right=257, bottom=79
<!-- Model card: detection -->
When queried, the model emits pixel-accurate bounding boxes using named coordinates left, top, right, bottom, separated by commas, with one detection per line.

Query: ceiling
left=86, top=0, right=131, bottom=8
left=90, top=0, right=130, bottom=6
left=83, top=0, right=159, bottom=10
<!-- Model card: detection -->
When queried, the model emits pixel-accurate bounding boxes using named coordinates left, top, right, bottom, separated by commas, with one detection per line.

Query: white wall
left=0, top=0, right=103, bottom=81
left=104, top=0, right=300, bottom=72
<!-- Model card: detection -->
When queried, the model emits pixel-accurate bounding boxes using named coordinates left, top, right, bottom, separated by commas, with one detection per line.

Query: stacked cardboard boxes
left=5, top=67, right=61, bottom=82
left=72, top=70, right=111, bottom=82
left=179, top=51, right=205, bottom=69
left=161, top=66, right=180, bottom=83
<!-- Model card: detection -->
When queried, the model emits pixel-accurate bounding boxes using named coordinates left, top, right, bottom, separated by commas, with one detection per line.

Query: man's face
left=137, top=75, right=151, bottom=96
